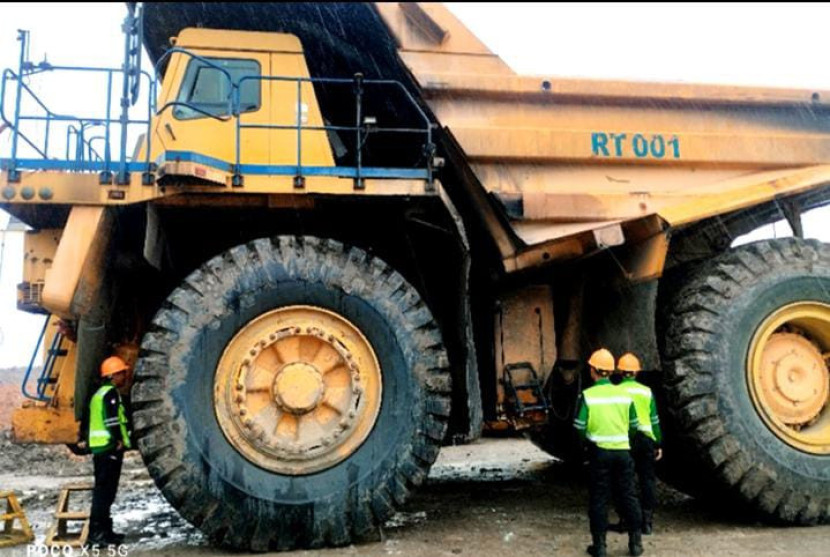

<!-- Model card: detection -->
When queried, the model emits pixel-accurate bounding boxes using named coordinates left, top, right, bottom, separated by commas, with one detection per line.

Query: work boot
left=105, top=518, right=126, bottom=544
left=105, top=530, right=125, bottom=545
left=84, top=521, right=110, bottom=549
left=628, top=530, right=644, bottom=557
left=586, top=533, right=607, bottom=557
left=642, top=510, right=653, bottom=536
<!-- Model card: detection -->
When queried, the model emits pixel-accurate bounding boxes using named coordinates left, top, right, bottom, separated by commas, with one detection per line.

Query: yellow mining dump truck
left=2, top=2, right=830, bottom=549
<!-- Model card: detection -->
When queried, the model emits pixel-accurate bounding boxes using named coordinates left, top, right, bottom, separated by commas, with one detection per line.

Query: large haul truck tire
left=660, top=238, right=830, bottom=525
left=131, top=236, right=451, bottom=550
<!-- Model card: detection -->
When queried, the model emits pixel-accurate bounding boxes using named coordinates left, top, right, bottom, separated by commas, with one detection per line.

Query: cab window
left=174, top=57, right=261, bottom=120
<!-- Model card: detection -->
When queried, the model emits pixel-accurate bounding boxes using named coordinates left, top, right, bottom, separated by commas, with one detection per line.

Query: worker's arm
left=650, top=397, right=662, bottom=445
left=102, top=389, right=125, bottom=447
left=573, top=394, right=588, bottom=441
left=629, top=402, right=639, bottom=435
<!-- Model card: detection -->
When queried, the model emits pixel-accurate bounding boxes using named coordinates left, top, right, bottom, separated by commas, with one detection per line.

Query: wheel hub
left=759, top=333, right=829, bottom=425
left=748, top=302, right=830, bottom=454
left=214, top=306, right=382, bottom=475
left=273, top=362, right=325, bottom=414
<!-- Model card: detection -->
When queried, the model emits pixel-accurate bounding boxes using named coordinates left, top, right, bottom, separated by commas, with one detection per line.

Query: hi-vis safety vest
left=623, top=378, right=657, bottom=442
left=88, top=384, right=131, bottom=453
left=583, top=383, right=635, bottom=450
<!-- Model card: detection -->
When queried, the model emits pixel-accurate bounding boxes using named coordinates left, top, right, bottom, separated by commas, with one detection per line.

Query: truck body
left=2, top=3, right=829, bottom=549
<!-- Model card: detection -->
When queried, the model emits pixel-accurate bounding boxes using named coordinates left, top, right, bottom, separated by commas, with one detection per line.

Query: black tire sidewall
left=173, top=273, right=418, bottom=506
left=712, top=267, right=830, bottom=487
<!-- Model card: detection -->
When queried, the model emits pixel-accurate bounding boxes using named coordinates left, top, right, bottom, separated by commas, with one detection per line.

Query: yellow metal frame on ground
left=0, top=491, right=34, bottom=548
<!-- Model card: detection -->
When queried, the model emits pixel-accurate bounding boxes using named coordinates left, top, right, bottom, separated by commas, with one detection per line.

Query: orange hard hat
left=100, top=356, right=129, bottom=378
left=617, top=352, right=642, bottom=374
left=588, top=348, right=615, bottom=373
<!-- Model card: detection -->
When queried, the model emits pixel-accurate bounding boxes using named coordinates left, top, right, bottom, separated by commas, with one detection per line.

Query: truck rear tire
left=131, top=236, right=451, bottom=550
left=660, top=238, right=830, bottom=525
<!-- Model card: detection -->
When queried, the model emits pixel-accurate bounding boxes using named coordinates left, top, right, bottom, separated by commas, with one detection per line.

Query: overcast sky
left=1, top=2, right=830, bottom=366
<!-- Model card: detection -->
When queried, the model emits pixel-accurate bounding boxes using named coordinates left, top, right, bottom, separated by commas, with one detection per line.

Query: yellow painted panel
left=41, top=206, right=106, bottom=318
left=374, top=3, right=506, bottom=58
left=268, top=52, right=334, bottom=167
left=175, top=28, right=304, bottom=54
left=418, top=73, right=830, bottom=108
left=12, top=406, right=79, bottom=444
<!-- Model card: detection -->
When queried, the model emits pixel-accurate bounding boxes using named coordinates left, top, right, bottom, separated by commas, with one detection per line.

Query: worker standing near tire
left=574, top=348, right=644, bottom=557
left=86, top=355, right=132, bottom=547
left=617, top=353, right=662, bottom=535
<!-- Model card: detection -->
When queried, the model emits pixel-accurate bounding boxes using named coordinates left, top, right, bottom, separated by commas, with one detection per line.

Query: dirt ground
left=2, top=437, right=829, bottom=557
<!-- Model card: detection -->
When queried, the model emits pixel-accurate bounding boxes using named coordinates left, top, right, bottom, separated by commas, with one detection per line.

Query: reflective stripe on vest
left=584, top=383, right=633, bottom=450
left=88, top=384, right=131, bottom=452
left=624, top=379, right=656, bottom=442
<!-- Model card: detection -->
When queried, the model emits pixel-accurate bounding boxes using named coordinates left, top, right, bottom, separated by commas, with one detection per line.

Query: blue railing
left=0, top=4, right=436, bottom=190
left=0, top=5, right=154, bottom=184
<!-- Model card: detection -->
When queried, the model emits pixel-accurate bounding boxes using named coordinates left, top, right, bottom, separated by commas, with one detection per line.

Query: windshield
left=174, top=57, right=261, bottom=120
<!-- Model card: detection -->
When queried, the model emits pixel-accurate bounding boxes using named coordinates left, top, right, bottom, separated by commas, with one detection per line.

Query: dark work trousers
left=91, top=450, right=124, bottom=529
left=588, top=446, right=642, bottom=536
left=631, top=433, right=657, bottom=513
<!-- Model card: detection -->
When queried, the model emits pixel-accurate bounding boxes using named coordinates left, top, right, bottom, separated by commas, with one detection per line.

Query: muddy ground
left=2, top=436, right=829, bottom=557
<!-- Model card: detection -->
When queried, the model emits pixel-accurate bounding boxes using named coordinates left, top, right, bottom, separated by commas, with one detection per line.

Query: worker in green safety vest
left=86, top=355, right=133, bottom=547
left=612, top=352, right=662, bottom=535
left=574, top=348, right=644, bottom=557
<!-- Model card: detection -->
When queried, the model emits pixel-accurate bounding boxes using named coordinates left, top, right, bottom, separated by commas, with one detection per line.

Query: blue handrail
left=21, top=315, right=50, bottom=401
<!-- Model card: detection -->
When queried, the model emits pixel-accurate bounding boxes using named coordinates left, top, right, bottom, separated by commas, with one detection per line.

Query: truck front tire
left=131, top=236, right=451, bottom=550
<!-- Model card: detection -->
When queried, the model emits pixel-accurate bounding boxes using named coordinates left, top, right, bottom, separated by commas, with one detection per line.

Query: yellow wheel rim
left=747, top=302, right=830, bottom=454
left=214, top=305, right=382, bottom=474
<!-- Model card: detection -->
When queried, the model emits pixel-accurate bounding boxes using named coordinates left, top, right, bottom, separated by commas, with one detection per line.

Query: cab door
left=153, top=49, right=271, bottom=167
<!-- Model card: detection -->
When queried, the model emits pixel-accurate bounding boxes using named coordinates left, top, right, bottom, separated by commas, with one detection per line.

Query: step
left=61, top=483, right=94, bottom=491
left=55, top=512, right=89, bottom=520
left=0, top=512, right=25, bottom=521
